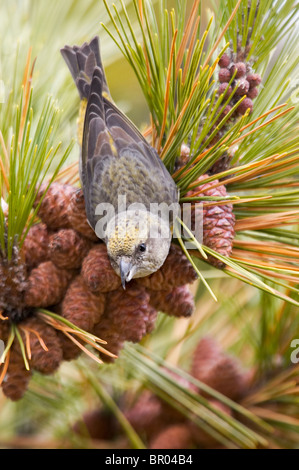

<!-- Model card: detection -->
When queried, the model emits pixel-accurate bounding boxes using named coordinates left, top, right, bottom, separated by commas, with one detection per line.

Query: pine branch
left=0, top=53, right=73, bottom=260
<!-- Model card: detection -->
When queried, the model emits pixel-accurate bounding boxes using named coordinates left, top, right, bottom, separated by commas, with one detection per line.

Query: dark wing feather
left=82, top=66, right=178, bottom=230
left=103, top=98, right=178, bottom=203
left=81, top=67, right=116, bottom=225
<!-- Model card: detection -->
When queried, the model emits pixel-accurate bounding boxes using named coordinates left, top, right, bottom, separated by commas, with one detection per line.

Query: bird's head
left=105, top=209, right=172, bottom=288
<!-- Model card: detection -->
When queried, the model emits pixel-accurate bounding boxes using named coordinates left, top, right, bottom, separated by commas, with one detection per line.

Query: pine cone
left=236, top=97, right=253, bottom=115
left=49, top=228, right=92, bottom=269
left=191, top=337, right=221, bottom=372
left=23, top=223, right=50, bottom=269
left=246, top=73, right=262, bottom=88
left=73, top=409, right=117, bottom=440
left=1, top=348, right=32, bottom=401
left=93, top=316, right=124, bottom=363
left=67, top=188, right=98, bottom=241
left=61, top=275, right=105, bottom=332
left=58, top=331, right=82, bottom=362
left=25, top=261, right=73, bottom=307
left=217, top=53, right=261, bottom=119
left=149, top=285, right=194, bottom=317
left=149, top=424, right=194, bottom=449
left=208, top=42, right=261, bottom=175
left=124, top=391, right=168, bottom=439
left=34, top=182, right=76, bottom=230
left=81, top=244, right=121, bottom=293
left=202, top=356, right=249, bottom=401
left=191, top=337, right=249, bottom=401
left=0, top=256, right=28, bottom=322
left=105, top=284, right=151, bottom=343
left=187, top=175, right=235, bottom=268
left=125, top=375, right=195, bottom=440
left=59, top=273, right=105, bottom=362
left=20, top=316, right=63, bottom=374
left=0, top=319, right=10, bottom=343
left=218, top=53, right=231, bottom=68
left=137, top=244, right=197, bottom=290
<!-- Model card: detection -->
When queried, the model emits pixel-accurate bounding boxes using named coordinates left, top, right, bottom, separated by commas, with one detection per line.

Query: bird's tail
left=61, top=36, right=109, bottom=100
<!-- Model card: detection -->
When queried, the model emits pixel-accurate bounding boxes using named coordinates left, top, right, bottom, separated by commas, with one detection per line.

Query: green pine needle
left=0, top=73, right=73, bottom=260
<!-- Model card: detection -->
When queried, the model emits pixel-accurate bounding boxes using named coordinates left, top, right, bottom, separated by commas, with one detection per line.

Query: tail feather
left=61, top=36, right=109, bottom=100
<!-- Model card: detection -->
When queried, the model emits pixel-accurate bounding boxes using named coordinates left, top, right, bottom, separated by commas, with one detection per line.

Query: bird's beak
left=119, top=259, right=134, bottom=289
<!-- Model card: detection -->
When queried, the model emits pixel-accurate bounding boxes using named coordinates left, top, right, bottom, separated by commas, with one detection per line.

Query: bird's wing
left=102, top=97, right=178, bottom=205
left=82, top=66, right=178, bottom=229
left=81, top=66, right=117, bottom=225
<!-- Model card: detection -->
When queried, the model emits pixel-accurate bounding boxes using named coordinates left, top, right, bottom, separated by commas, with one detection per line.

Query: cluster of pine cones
left=209, top=38, right=262, bottom=176
left=0, top=173, right=235, bottom=401
left=217, top=50, right=261, bottom=117
left=74, top=337, right=250, bottom=449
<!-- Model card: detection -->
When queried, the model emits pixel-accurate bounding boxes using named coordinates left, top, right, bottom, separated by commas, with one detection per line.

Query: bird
left=61, top=36, right=179, bottom=288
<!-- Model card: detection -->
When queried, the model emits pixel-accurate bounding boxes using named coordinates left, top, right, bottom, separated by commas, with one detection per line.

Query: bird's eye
left=138, top=243, right=146, bottom=252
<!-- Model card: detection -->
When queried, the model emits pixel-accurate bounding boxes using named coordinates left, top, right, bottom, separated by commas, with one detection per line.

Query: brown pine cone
left=124, top=391, right=168, bottom=439
left=0, top=319, right=10, bottom=343
left=202, top=356, right=249, bottom=401
left=208, top=45, right=261, bottom=174
left=67, top=188, right=98, bottom=241
left=58, top=331, right=82, bottom=362
left=207, top=16, right=262, bottom=169
left=73, top=409, right=117, bottom=440
left=137, top=244, right=197, bottom=291
left=61, top=275, right=105, bottom=332
left=149, top=285, right=194, bottom=317
left=81, top=244, right=121, bottom=293
left=218, top=68, right=231, bottom=83
left=218, top=53, right=231, bottom=68
left=149, top=424, right=194, bottom=449
left=191, top=337, right=249, bottom=401
left=0, top=256, right=28, bottom=322
left=247, top=86, right=259, bottom=99
left=20, top=316, right=63, bottom=374
left=191, top=337, right=221, bottom=373
left=1, top=348, right=32, bottom=401
left=236, top=97, right=253, bottom=115
left=93, top=316, right=124, bottom=363
left=231, top=62, right=246, bottom=78
left=246, top=73, right=262, bottom=88
left=187, top=175, right=235, bottom=268
left=105, top=284, right=151, bottom=343
left=34, top=182, right=76, bottom=230
left=235, top=78, right=250, bottom=96
left=125, top=373, right=195, bottom=439
left=49, top=229, right=92, bottom=270
left=23, top=223, right=50, bottom=269
left=25, top=261, right=73, bottom=307
left=221, top=57, right=260, bottom=118
left=59, top=273, right=106, bottom=362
